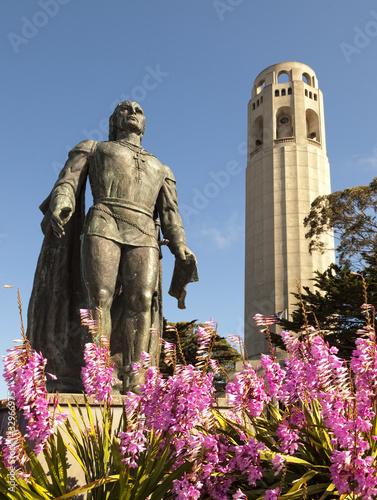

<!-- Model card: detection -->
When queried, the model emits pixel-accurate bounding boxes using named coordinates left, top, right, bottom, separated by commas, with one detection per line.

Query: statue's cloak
left=27, top=186, right=87, bottom=392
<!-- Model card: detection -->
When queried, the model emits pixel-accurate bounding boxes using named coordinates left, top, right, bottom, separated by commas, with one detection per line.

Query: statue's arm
left=157, top=166, right=195, bottom=262
left=50, top=139, right=96, bottom=238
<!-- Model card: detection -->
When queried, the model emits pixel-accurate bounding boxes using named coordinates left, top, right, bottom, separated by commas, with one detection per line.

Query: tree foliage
left=304, top=177, right=377, bottom=267
left=270, top=253, right=377, bottom=359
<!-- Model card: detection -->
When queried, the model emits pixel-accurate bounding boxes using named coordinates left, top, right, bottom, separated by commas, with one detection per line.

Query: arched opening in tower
left=276, top=106, right=293, bottom=139
left=306, top=109, right=320, bottom=142
left=278, top=71, right=290, bottom=84
left=251, top=115, right=263, bottom=151
left=302, top=72, right=313, bottom=86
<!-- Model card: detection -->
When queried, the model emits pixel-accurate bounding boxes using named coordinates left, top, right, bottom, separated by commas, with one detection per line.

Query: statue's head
left=109, top=101, right=146, bottom=141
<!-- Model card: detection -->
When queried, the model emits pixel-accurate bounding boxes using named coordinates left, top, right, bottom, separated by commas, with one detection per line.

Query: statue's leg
left=81, top=235, right=121, bottom=337
left=120, top=245, right=159, bottom=391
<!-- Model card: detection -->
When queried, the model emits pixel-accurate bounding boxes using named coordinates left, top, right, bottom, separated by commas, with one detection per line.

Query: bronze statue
left=27, top=101, right=198, bottom=393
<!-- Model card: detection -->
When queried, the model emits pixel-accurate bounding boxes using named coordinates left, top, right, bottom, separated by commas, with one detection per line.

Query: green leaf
left=52, top=475, right=119, bottom=500
left=285, top=470, right=319, bottom=493
left=318, top=482, right=336, bottom=500
left=279, top=482, right=336, bottom=499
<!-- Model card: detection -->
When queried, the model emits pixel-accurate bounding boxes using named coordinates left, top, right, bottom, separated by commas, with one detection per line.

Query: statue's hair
left=108, top=100, right=145, bottom=141
left=108, top=110, right=118, bottom=141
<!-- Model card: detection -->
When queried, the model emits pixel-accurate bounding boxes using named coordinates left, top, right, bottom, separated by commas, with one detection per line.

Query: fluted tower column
left=245, top=62, right=334, bottom=359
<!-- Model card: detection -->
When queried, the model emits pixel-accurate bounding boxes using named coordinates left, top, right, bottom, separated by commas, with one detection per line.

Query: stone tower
left=245, top=62, right=334, bottom=359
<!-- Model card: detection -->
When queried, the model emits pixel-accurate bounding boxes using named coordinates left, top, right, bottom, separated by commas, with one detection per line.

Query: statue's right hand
left=51, top=207, right=72, bottom=238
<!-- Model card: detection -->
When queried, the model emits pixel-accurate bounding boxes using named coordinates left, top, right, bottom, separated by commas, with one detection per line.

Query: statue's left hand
left=51, top=207, right=72, bottom=238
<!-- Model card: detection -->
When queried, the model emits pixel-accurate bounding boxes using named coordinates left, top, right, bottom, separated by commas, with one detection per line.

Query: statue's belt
left=91, top=199, right=170, bottom=245
left=91, top=200, right=156, bottom=239
left=93, top=198, right=154, bottom=217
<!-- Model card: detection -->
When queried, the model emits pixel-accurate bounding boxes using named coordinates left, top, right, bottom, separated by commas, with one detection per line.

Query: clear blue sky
left=1, top=0, right=377, bottom=398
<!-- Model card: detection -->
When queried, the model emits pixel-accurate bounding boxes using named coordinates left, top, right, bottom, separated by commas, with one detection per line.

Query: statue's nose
left=128, top=104, right=136, bottom=115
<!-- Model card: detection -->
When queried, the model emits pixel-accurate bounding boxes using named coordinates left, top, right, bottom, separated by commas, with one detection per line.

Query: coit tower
left=245, top=62, right=335, bottom=359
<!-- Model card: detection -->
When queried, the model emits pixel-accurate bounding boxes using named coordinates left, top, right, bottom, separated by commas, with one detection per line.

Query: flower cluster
left=251, top=309, right=377, bottom=499
left=2, top=340, right=68, bottom=460
left=0, top=429, right=30, bottom=481
left=232, top=437, right=265, bottom=486
left=82, top=338, right=117, bottom=404
left=172, top=473, right=202, bottom=500
left=138, top=364, right=215, bottom=434
left=226, top=363, right=268, bottom=418
left=80, top=309, right=117, bottom=404
left=118, top=427, right=148, bottom=468
left=195, top=319, right=217, bottom=369
left=4, top=302, right=377, bottom=499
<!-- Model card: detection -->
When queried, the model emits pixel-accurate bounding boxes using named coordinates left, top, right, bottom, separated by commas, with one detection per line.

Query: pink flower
left=271, top=454, right=285, bottom=475
left=264, top=488, right=281, bottom=499
left=1, top=429, right=30, bottom=481
left=261, top=353, right=286, bottom=399
left=81, top=337, right=117, bottom=404
left=172, top=473, right=203, bottom=500
left=196, top=325, right=215, bottom=366
left=161, top=339, right=176, bottom=367
left=139, top=364, right=215, bottom=434
left=119, top=427, right=148, bottom=468
left=208, top=359, right=221, bottom=374
left=226, top=364, right=268, bottom=417
left=233, top=489, right=247, bottom=499
left=234, top=437, right=265, bottom=486
left=3, top=342, right=67, bottom=457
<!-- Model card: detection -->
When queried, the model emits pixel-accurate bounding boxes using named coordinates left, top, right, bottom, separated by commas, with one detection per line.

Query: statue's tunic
left=50, top=139, right=186, bottom=252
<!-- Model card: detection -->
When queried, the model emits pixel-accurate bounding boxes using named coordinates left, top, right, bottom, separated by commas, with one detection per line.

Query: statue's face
left=114, top=101, right=146, bottom=136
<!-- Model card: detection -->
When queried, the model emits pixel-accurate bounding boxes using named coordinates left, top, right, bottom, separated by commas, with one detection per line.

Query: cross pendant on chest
left=133, top=153, right=145, bottom=182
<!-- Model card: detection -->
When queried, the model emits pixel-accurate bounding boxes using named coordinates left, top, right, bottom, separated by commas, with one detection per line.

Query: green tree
left=159, top=320, right=242, bottom=387
left=270, top=254, right=377, bottom=359
left=304, top=177, right=377, bottom=267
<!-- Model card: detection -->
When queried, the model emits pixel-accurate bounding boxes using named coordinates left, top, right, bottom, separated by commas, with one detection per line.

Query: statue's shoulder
left=163, top=164, right=176, bottom=182
left=69, top=139, right=98, bottom=156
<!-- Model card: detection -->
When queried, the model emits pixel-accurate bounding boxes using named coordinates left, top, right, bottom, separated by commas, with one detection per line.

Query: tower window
left=305, top=89, right=308, bottom=97
left=288, top=87, right=292, bottom=95
left=257, top=79, right=265, bottom=94
left=278, top=71, right=290, bottom=84
left=276, top=106, right=293, bottom=139
left=314, top=94, right=317, bottom=101
left=302, top=73, right=312, bottom=86
left=309, top=92, right=312, bottom=99
left=306, top=109, right=320, bottom=142
left=251, top=115, right=263, bottom=152
left=260, top=96, right=263, bottom=103
left=257, top=100, right=259, bottom=107
left=252, top=103, right=255, bottom=110
left=281, top=89, right=286, bottom=96
left=275, top=90, right=279, bottom=97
